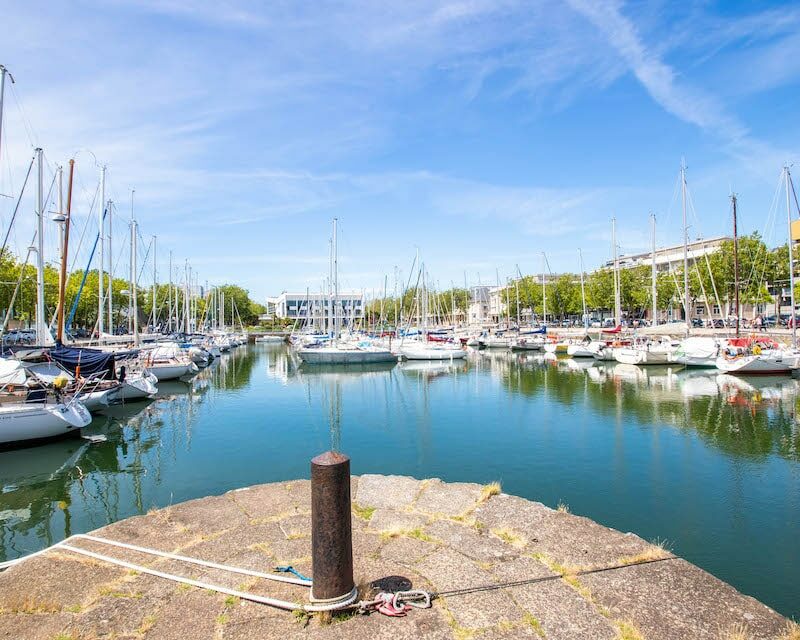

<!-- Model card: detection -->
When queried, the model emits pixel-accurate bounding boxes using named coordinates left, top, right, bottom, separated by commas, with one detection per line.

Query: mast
left=131, top=190, right=139, bottom=346
left=333, top=218, right=338, bottom=341
left=0, top=65, right=13, bottom=170
left=612, top=217, right=621, bottom=326
left=56, top=159, right=74, bottom=343
left=785, top=165, right=797, bottom=349
left=168, top=250, right=172, bottom=332
left=651, top=213, right=657, bottom=327
left=98, top=166, right=105, bottom=336
left=681, top=161, right=690, bottom=332
left=35, top=148, right=47, bottom=345
left=514, top=266, right=521, bottom=329
left=732, top=194, right=740, bottom=337
left=541, top=253, right=547, bottom=325
left=107, top=200, right=113, bottom=332
left=184, top=260, right=190, bottom=334
left=151, top=235, right=157, bottom=332
left=578, top=249, right=588, bottom=330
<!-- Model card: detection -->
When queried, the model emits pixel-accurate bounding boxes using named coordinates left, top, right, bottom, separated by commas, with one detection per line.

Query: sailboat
left=298, top=219, right=396, bottom=365
left=0, top=140, right=91, bottom=444
left=399, top=263, right=466, bottom=361
left=717, top=167, right=800, bottom=375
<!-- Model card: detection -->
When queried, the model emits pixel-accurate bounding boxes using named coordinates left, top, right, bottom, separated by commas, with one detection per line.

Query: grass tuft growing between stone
left=138, top=614, right=157, bottom=634
left=556, top=501, right=570, bottom=514
left=722, top=622, right=750, bottom=640
left=292, top=608, right=310, bottom=627
left=490, top=526, right=527, bottom=548
left=216, top=612, right=230, bottom=625
left=379, top=526, right=434, bottom=542
left=618, top=539, right=673, bottom=566
left=615, top=619, right=644, bottom=640
left=479, top=482, right=502, bottom=503
left=523, top=612, right=546, bottom=638
left=780, top=622, right=800, bottom=640
left=351, top=503, right=375, bottom=521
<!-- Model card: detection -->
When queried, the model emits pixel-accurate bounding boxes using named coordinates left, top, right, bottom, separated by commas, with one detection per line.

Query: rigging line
left=66, top=178, right=100, bottom=274
left=8, top=81, right=38, bottom=148
left=0, top=153, right=35, bottom=258
left=0, top=232, right=36, bottom=337
left=433, top=556, right=677, bottom=599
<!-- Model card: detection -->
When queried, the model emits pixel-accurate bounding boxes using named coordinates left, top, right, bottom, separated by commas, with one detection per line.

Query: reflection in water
left=1, top=345, right=799, bottom=618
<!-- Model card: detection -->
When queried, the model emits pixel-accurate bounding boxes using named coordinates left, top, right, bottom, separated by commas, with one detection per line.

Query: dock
left=0, top=475, right=793, bottom=639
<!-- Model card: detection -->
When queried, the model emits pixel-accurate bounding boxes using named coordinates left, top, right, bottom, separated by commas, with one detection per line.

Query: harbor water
left=1, top=344, right=799, bottom=618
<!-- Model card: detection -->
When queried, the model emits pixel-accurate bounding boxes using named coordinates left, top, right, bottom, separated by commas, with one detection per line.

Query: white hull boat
left=146, top=362, right=199, bottom=381
left=400, top=344, right=466, bottom=360
left=480, top=336, right=511, bottom=349
left=675, top=337, right=720, bottom=368
left=511, top=337, right=543, bottom=351
left=298, top=346, right=397, bottom=365
left=715, top=352, right=797, bottom=375
left=566, top=344, right=594, bottom=358
left=255, top=336, right=285, bottom=344
left=112, top=372, right=158, bottom=401
left=614, top=347, right=677, bottom=366
left=0, top=401, right=92, bottom=445
left=75, top=387, right=115, bottom=412
left=590, top=344, right=616, bottom=361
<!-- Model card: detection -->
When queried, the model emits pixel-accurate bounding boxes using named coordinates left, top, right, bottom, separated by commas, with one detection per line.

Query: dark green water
left=1, top=345, right=799, bottom=618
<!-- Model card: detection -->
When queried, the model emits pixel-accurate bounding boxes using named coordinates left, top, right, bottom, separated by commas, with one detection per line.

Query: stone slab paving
left=0, top=474, right=795, bottom=640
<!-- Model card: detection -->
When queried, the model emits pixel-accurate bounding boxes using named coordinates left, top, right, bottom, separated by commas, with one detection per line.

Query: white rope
left=72, top=534, right=311, bottom=586
left=1, top=533, right=361, bottom=613
left=58, top=543, right=319, bottom=611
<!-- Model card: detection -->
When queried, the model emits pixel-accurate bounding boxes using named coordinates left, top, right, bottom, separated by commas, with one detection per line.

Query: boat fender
left=752, top=345, right=761, bottom=355
left=53, top=375, right=70, bottom=390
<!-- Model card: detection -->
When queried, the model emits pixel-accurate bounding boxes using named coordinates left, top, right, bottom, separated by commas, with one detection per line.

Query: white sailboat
left=675, top=336, right=720, bottom=368
left=0, top=136, right=91, bottom=443
left=399, top=264, right=466, bottom=361
left=298, top=219, right=396, bottom=365
left=614, top=337, right=680, bottom=365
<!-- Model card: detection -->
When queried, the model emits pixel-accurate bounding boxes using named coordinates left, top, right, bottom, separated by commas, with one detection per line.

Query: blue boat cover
left=49, top=345, right=116, bottom=378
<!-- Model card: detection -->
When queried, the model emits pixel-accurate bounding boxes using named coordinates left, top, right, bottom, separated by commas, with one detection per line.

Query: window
left=696, top=305, right=705, bottom=316
left=712, top=305, right=720, bottom=315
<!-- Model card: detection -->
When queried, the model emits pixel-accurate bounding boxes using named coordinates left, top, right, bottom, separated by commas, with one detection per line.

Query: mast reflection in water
left=1, top=345, right=799, bottom=618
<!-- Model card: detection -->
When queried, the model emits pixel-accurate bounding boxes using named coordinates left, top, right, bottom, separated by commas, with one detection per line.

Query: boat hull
left=298, top=348, right=397, bottom=364
left=111, top=373, right=158, bottom=401
left=145, top=363, right=198, bottom=381
left=614, top=348, right=676, bottom=365
left=400, top=347, right=466, bottom=361
left=0, top=402, right=92, bottom=445
left=715, top=355, right=795, bottom=375
left=566, top=345, right=594, bottom=358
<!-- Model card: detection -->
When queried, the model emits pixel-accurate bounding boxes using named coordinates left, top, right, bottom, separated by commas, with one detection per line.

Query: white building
left=468, top=286, right=490, bottom=324
left=266, top=291, right=365, bottom=327
left=604, top=236, right=730, bottom=274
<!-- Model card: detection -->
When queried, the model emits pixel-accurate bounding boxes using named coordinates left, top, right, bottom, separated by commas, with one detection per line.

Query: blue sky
left=1, top=1, right=799, bottom=300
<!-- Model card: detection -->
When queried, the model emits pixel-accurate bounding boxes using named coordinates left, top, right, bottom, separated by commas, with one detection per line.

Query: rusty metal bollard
left=310, top=451, right=355, bottom=605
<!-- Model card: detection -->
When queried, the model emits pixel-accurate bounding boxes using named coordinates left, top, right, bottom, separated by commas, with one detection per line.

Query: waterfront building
left=266, top=291, right=365, bottom=328
left=468, top=286, right=491, bottom=324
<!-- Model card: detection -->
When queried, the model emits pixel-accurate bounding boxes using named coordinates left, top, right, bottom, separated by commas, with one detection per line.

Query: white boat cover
left=0, top=358, right=27, bottom=386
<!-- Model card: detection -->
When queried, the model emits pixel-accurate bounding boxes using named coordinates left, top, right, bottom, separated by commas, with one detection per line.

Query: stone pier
left=0, top=475, right=794, bottom=639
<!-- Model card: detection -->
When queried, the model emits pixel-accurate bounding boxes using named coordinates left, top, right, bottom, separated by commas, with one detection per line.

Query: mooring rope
left=1, top=532, right=677, bottom=617
left=431, top=555, right=677, bottom=599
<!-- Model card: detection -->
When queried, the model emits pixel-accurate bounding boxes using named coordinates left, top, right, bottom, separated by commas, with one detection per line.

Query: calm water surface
left=1, top=345, right=799, bottom=617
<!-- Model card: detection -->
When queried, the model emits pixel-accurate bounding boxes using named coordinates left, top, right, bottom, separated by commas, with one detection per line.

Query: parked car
left=691, top=318, right=704, bottom=328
